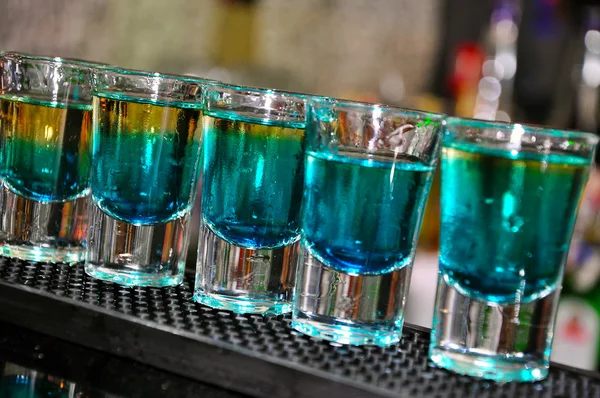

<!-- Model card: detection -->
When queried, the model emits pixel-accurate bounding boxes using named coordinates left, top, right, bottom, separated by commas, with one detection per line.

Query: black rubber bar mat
left=0, top=258, right=599, bottom=398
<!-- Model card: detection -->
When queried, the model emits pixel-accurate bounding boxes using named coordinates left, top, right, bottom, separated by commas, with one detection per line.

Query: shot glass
left=430, top=118, right=599, bottom=382
left=85, top=68, right=205, bottom=287
left=0, top=52, right=103, bottom=263
left=292, top=99, right=444, bottom=346
left=194, top=83, right=308, bottom=315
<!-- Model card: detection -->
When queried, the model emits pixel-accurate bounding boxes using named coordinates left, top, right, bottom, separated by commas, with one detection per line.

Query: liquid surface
left=440, top=142, right=590, bottom=304
left=0, top=95, right=92, bottom=202
left=202, top=112, right=305, bottom=248
left=302, top=150, right=434, bottom=275
left=91, top=94, right=202, bottom=225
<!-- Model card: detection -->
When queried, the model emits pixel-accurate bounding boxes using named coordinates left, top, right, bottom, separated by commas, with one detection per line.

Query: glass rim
left=0, top=50, right=112, bottom=69
left=93, top=66, right=218, bottom=85
left=90, top=67, right=209, bottom=107
left=309, top=96, right=447, bottom=120
left=203, top=81, right=321, bottom=127
left=203, top=80, right=323, bottom=101
left=446, top=116, right=600, bottom=145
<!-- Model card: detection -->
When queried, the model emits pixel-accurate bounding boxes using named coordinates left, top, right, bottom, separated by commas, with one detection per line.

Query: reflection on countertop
left=0, top=321, right=246, bottom=398
left=0, top=363, right=82, bottom=398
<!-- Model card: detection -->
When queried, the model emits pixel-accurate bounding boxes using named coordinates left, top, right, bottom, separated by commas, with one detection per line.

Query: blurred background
left=3, top=0, right=600, bottom=372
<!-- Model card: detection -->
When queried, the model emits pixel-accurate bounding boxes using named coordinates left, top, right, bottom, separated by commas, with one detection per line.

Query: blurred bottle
left=414, top=95, right=446, bottom=252
left=551, top=6, right=600, bottom=372
left=417, top=40, right=486, bottom=253
left=450, top=43, right=486, bottom=118
left=574, top=7, right=600, bottom=136
left=420, top=2, right=517, bottom=252
left=473, top=0, right=520, bottom=121
left=513, top=0, right=571, bottom=124
left=552, top=169, right=600, bottom=371
left=199, top=0, right=299, bottom=89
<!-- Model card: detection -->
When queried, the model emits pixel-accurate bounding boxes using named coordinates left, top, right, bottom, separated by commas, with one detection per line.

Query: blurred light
left=482, top=59, right=504, bottom=79
left=207, top=67, right=232, bottom=83
left=474, top=111, right=496, bottom=120
left=495, top=111, right=511, bottom=122
left=496, top=51, right=517, bottom=80
left=473, top=99, right=498, bottom=120
left=474, top=101, right=498, bottom=115
left=582, top=56, right=600, bottom=88
left=379, top=72, right=405, bottom=104
left=478, top=77, right=502, bottom=102
left=585, top=30, right=600, bottom=54
left=495, top=19, right=518, bottom=44
left=475, top=95, right=499, bottom=108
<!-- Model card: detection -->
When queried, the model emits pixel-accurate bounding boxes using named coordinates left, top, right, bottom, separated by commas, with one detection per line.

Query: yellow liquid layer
left=0, top=96, right=92, bottom=201
left=91, top=95, right=202, bottom=224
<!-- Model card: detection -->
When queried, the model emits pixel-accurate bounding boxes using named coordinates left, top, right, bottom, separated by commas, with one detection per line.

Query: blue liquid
left=440, top=142, right=590, bottom=304
left=91, top=94, right=202, bottom=225
left=302, top=150, right=434, bottom=275
left=0, top=96, right=92, bottom=202
left=202, top=113, right=305, bottom=248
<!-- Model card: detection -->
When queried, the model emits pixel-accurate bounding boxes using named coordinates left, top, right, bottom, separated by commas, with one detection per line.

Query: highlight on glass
left=194, top=83, right=308, bottom=315
left=292, top=98, right=444, bottom=346
left=430, top=118, right=599, bottom=382
left=0, top=52, right=102, bottom=263
left=85, top=68, right=205, bottom=287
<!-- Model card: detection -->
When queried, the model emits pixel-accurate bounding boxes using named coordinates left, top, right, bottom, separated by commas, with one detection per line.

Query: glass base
left=194, top=223, right=298, bottom=315
left=429, top=274, right=558, bottom=383
left=292, top=311, right=402, bottom=346
left=3, top=244, right=84, bottom=264
left=194, top=291, right=291, bottom=316
left=85, top=202, right=190, bottom=287
left=291, top=246, right=411, bottom=347
left=85, top=264, right=183, bottom=287
left=0, top=186, right=87, bottom=264
left=429, top=346, right=548, bottom=383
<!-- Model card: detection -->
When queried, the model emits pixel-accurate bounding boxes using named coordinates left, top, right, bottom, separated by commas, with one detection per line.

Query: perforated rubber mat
left=0, top=257, right=599, bottom=398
